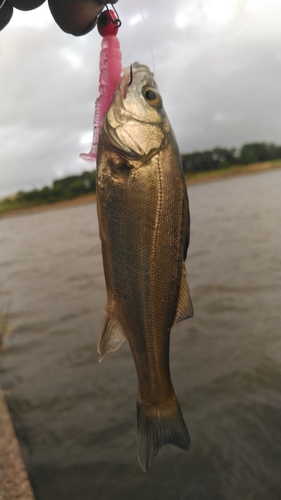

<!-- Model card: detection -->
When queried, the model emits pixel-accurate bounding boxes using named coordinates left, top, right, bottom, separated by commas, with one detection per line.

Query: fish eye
left=145, top=89, right=157, bottom=101
left=142, top=86, right=162, bottom=107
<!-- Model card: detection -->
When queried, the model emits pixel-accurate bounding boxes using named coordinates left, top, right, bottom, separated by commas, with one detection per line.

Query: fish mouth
left=121, top=62, right=153, bottom=99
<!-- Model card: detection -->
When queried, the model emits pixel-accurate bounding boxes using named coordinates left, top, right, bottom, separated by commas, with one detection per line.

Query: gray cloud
left=1, top=0, right=281, bottom=198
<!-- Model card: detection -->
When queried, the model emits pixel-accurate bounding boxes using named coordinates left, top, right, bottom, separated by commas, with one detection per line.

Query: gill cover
left=101, top=63, right=170, bottom=159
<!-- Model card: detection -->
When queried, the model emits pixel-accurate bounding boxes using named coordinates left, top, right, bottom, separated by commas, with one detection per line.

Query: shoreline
left=0, top=388, right=35, bottom=500
left=0, top=194, right=97, bottom=219
left=185, top=160, right=281, bottom=185
left=1, top=161, right=280, bottom=219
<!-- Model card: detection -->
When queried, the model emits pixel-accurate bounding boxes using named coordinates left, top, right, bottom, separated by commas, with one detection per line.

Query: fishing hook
left=128, top=64, right=133, bottom=86
left=105, top=3, right=122, bottom=28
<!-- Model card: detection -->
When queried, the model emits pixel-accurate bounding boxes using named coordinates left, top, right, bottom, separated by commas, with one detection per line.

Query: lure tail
left=80, top=35, right=122, bottom=162
left=137, top=394, right=191, bottom=472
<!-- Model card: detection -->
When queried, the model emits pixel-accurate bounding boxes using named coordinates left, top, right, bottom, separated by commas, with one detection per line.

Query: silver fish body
left=96, top=62, right=193, bottom=471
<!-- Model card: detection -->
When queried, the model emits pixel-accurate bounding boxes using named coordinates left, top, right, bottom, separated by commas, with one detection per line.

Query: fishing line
left=105, top=3, right=122, bottom=28
left=132, top=0, right=156, bottom=75
left=167, top=445, right=185, bottom=500
left=0, top=0, right=7, bottom=9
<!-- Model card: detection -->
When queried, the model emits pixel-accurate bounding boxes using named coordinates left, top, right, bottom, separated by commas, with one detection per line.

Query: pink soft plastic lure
left=80, top=10, right=122, bottom=162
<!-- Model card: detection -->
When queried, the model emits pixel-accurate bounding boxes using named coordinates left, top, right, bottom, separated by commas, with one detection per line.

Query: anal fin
left=97, top=313, right=126, bottom=362
left=175, top=264, right=194, bottom=323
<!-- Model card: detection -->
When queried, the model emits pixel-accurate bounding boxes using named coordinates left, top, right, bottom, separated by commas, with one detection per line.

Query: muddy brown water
left=0, top=169, right=280, bottom=500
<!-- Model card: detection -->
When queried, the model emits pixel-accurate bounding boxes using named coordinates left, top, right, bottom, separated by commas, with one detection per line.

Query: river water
left=0, top=169, right=280, bottom=500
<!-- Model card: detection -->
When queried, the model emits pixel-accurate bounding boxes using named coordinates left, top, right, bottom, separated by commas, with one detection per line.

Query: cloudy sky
left=1, top=0, right=281, bottom=198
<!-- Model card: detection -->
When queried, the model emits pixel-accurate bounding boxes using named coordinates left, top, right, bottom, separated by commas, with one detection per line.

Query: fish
left=96, top=62, right=194, bottom=472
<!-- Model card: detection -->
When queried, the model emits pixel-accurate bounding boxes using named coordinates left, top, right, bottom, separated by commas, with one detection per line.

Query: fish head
left=100, top=62, right=171, bottom=160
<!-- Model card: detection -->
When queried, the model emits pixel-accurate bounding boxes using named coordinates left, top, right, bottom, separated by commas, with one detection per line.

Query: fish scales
left=96, top=63, right=193, bottom=471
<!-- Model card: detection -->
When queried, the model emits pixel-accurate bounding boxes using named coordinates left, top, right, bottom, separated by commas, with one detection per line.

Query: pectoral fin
left=175, top=265, right=194, bottom=323
left=97, top=314, right=126, bottom=362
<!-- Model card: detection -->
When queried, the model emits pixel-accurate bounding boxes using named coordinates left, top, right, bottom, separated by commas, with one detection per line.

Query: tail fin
left=136, top=396, right=191, bottom=472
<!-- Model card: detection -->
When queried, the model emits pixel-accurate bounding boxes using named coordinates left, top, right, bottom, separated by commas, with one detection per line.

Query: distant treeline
left=3, top=171, right=96, bottom=209
left=1, top=142, right=281, bottom=210
left=182, top=142, right=281, bottom=173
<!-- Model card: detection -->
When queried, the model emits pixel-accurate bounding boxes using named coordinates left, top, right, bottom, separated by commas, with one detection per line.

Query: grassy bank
left=185, top=159, right=281, bottom=184
left=0, top=193, right=96, bottom=218
left=0, top=160, right=280, bottom=218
